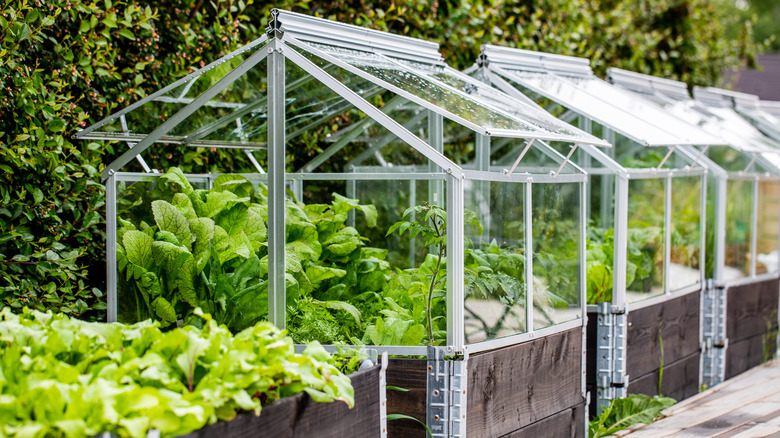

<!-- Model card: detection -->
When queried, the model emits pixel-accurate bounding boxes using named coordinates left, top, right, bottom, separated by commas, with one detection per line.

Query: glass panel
left=285, top=178, right=447, bottom=347
left=626, top=179, right=665, bottom=302
left=115, top=171, right=269, bottom=331
left=465, top=180, right=527, bottom=343
left=585, top=175, right=617, bottom=305
left=93, top=41, right=269, bottom=138
left=500, top=70, right=687, bottom=146
left=725, top=180, right=753, bottom=279
left=491, top=140, right=579, bottom=174
left=302, top=43, right=549, bottom=135
left=670, top=177, right=702, bottom=290
left=532, top=183, right=582, bottom=327
left=757, top=180, right=779, bottom=274
left=707, top=146, right=756, bottom=172
left=568, top=76, right=719, bottom=145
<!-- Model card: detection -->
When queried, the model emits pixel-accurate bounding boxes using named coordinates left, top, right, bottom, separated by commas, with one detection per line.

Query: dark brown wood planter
left=386, top=326, right=586, bottom=438
left=176, top=364, right=384, bottom=438
left=586, top=290, right=702, bottom=416
left=725, top=277, right=779, bottom=379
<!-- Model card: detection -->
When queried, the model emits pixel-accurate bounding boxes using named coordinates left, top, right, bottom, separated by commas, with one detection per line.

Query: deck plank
left=622, top=359, right=780, bottom=437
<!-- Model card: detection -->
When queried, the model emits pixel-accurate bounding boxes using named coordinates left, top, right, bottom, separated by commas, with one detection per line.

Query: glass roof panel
left=81, top=40, right=269, bottom=142
left=299, top=42, right=607, bottom=146
left=497, top=70, right=715, bottom=147
left=737, top=106, right=780, bottom=144
left=394, top=60, right=606, bottom=143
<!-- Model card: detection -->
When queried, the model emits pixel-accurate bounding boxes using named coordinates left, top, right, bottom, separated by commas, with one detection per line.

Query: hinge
left=476, top=53, right=489, bottom=67
left=701, top=281, right=727, bottom=387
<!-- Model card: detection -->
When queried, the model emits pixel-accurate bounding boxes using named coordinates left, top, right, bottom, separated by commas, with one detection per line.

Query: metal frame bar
left=267, top=37, right=286, bottom=328
left=106, top=174, right=117, bottom=323
left=525, top=179, right=534, bottom=333
left=462, top=169, right=586, bottom=184
left=446, top=173, right=466, bottom=352
left=751, top=179, right=759, bottom=277
left=664, top=176, right=672, bottom=294
left=613, top=176, right=630, bottom=309
left=101, top=45, right=271, bottom=180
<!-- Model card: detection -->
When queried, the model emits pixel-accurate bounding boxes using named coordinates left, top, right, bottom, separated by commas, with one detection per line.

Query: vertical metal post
left=664, top=176, right=672, bottom=294
left=267, top=37, right=286, bottom=328
left=751, top=178, right=759, bottom=277
left=446, top=173, right=465, bottom=351
left=346, top=179, right=357, bottom=227
left=715, top=178, right=727, bottom=282
left=409, top=179, right=417, bottom=266
left=525, top=179, right=534, bottom=333
left=700, top=174, right=708, bottom=286
left=613, top=176, right=629, bottom=309
left=578, top=116, right=593, bottom=220
left=602, top=128, right=616, bottom=229
left=106, top=172, right=117, bottom=323
left=580, top=180, right=588, bottom=400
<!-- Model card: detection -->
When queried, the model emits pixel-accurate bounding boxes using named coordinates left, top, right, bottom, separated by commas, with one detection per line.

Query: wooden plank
left=179, top=366, right=380, bottom=438
left=627, top=351, right=700, bottom=402
left=467, top=327, right=584, bottom=437
left=627, top=291, right=701, bottom=381
left=726, top=277, right=779, bottom=343
left=386, top=358, right=428, bottom=438
left=499, top=403, right=585, bottom=438
left=727, top=333, right=778, bottom=379
left=668, top=402, right=778, bottom=437
left=619, top=359, right=780, bottom=437
left=713, top=408, right=780, bottom=437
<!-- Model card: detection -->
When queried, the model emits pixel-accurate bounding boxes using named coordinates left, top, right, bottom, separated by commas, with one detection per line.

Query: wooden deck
left=619, top=358, right=780, bottom=438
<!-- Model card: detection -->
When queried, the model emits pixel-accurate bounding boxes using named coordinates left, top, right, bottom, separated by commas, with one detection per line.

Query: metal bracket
left=427, top=346, right=468, bottom=438
left=701, top=281, right=727, bottom=387
left=476, top=53, right=489, bottom=67
left=379, top=352, right=388, bottom=438
left=266, top=9, right=285, bottom=37
left=595, top=302, right=628, bottom=414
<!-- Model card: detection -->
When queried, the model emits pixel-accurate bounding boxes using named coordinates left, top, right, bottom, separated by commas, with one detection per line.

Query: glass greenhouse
left=75, top=10, right=609, bottom=356
left=473, top=45, right=719, bottom=310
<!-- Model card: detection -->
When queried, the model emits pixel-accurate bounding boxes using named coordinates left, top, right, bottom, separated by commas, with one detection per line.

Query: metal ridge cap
left=694, top=86, right=760, bottom=110
left=275, top=10, right=444, bottom=64
left=480, top=44, right=593, bottom=77
left=607, top=67, right=690, bottom=100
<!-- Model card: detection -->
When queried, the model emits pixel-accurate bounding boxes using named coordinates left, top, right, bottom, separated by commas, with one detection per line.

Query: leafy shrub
left=0, top=307, right=353, bottom=438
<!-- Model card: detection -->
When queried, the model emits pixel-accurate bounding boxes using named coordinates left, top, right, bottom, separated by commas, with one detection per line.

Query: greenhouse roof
left=607, top=68, right=780, bottom=157
left=77, top=10, right=607, bottom=180
left=693, top=88, right=780, bottom=145
left=479, top=45, right=724, bottom=147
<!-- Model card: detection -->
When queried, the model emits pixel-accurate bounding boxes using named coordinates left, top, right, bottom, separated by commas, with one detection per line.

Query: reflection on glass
left=757, top=180, right=779, bottom=274
left=626, top=179, right=665, bottom=301
left=532, top=183, right=582, bottom=327
left=670, top=177, right=702, bottom=290
left=464, top=180, right=527, bottom=342
left=725, top=180, right=753, bottom=278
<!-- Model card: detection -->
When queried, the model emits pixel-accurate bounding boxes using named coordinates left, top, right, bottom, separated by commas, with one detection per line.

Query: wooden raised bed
left=586, top=290, right=701, bottom=415
left=174, top=364, right=383, bottom=438
left=725, top=277, right=779, bottom=379
left=387, top=326, right=585, bottom=438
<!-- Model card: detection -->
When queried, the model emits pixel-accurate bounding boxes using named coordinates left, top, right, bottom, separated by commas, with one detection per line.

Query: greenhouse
left=608, top=67, right=780, bottom=384
left=471, top=45, right=730, bottom=412
left=74, top=9, right=609, bottom=437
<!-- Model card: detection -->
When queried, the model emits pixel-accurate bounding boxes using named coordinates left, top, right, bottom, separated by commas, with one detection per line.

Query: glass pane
left=532, top=183, right=582, bottom=327
left=626, top=179, right=665, bottom=301
left=93, top=41, right=269, bottom=138
left=725, top=180, right=753, bottom=278
left=757, top=180, right=779, bottom=274
left=706, top=146, right=756, bottom=172
left=114, top=171, right=269, bottom=331
left=465, top=180, right=527, bottom=343
left=302, top=43, right=548, bottom=135
left=670, top=177, right=702, bottom=290
left=501, top=70, right=687, bottom=146
left=285, top=178, right=447, bottom=347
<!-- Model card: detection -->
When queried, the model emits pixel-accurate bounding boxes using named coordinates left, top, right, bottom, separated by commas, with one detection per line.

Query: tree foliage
left=0, top=0, right=761, bottom=318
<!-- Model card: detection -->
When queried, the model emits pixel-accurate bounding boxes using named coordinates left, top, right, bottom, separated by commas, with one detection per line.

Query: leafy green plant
left=589, top=394, right=676, bottom=438
left=0, top=307, right=353, bottom=438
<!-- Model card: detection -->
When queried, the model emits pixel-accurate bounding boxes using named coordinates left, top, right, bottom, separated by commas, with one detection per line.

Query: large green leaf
left=122, top=230, right=154, bottom=271
left=152, top=200, right=192, bottom=251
